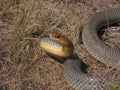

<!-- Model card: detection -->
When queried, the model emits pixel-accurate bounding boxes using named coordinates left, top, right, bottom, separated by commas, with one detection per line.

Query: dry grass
left=0, top=0, right=120, bottom=90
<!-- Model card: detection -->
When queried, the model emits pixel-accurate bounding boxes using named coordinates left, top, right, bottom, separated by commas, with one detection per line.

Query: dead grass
left=0, top=0, right=120, bottom=90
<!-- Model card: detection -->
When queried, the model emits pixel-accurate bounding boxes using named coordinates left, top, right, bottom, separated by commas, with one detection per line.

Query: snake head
left=40, top=32, right=74, bottom=57
left=49, top=32, right=71, bottom=46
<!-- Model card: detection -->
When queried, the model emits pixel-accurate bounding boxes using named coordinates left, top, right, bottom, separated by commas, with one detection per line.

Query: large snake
left=40, top=7, right=120, bottom=90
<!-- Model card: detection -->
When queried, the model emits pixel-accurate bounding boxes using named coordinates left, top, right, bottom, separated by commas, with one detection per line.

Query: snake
left=40, top=7, right=120, bottom=90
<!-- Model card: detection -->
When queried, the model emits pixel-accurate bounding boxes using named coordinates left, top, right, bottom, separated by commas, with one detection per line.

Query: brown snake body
left=40, top=7, right=120, bottom=90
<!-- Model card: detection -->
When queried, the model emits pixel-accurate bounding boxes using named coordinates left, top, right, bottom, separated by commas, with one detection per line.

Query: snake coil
left=40, top=7, right=120, bottom=90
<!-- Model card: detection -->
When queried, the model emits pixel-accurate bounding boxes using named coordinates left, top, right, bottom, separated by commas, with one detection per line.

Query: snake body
left=40, top=7, right=120, bottom=90
left=82, top=7, right=120, bottom=67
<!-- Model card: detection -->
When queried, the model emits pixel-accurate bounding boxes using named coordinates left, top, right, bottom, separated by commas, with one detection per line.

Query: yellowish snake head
left=40, top=32, right=74, bottom=57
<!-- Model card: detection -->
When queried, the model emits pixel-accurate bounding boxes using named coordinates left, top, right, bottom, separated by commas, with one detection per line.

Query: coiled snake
left=40, top=7, right=120, bottom=90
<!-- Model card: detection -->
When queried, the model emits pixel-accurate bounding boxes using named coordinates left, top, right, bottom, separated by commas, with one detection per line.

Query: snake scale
left=40, top=7, right=120, bottom=90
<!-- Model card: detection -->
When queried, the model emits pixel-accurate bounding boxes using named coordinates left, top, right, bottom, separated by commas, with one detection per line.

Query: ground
left=0, top=0, right=120, bottom=90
